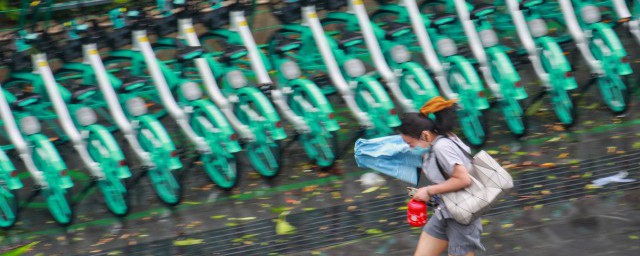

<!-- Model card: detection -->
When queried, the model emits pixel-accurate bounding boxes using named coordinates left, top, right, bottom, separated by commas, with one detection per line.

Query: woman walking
left=398, top=96, right=486, bottom=256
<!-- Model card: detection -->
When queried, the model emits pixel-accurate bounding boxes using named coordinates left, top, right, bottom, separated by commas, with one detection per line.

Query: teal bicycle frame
left=322, top=0, right=440, bottom=113
left=0, top=80, right=73, bottom=225
left=559, top=0, right=632, bottom=114
left=201, top=6, right=341, bottom=168
left=270, top=2, right=401, bottom=139
left=501, top=0, right=578, bottom=126
left=371, top=1, right=490, bottom=145
left=5, top=32, right=131, bottom=217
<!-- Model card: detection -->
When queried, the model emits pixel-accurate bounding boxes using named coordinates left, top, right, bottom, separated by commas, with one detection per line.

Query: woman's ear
left=421, top=131, right=430, bottom=141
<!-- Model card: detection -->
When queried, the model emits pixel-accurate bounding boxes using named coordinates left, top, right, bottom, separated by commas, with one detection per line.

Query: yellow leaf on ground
left=362, top=186, right=380, bottom=194
left=540, top=163, right=556, bottom=168
left=501, top=223, right=514, bottom=229
left=173, top=239, right=204, bottom=246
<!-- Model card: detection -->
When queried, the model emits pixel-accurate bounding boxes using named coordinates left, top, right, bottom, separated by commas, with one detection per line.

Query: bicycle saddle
left=119, top=75, right=147, bottom=93
left=338, top=30, right=364, bottom=49
left=275, top=37, right=301, bottom=53
left=385, top=21, right=411, bottom=39
left=6, top=87, right=40, bottom=108
left=520, top=0, right=545, bottom=10
left=220, top=44, right=248, bottom=62
left=178, top=45, right=204, bottom=61
left=431, top=13, right=457, bottom=27
left=470, top=4, right=495, bottom=19
left=66, top=81, right=97, bottom=103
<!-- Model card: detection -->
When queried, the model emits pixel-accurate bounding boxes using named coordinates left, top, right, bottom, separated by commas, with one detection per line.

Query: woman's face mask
left=410, top=145, right=430, bottom=155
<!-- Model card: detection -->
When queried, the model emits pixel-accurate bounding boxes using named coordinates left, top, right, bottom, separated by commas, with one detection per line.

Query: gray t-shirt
left=422, top=135, right=472, bottom=184
left=421, top=135, right=473, bottom=220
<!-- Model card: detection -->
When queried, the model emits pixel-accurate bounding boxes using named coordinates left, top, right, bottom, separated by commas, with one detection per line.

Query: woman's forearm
left=426, top=165, right=472, bottom=195
left=426, top=177, right=470, bottom=195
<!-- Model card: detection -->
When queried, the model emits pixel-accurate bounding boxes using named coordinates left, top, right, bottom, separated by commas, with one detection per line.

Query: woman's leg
left=414, top=231, right=448, bottom=256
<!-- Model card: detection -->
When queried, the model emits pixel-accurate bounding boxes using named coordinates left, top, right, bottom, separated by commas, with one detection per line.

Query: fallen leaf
left=607, top=147, right=617, bottom=153
left=629, top=235, right=639, bottom=240
left=582, top=172, right=593, bottom=178
left=347, top=206, right=357, bottom=211
left=211, top=215, right=226, bottom=220
left=557, top=153, right=569, bottom=159
left=585, top=184, right=601, bottom=190
left=533, top=204, right=544, bottom=210
left=173, top=239, right=204, bottom=246
left=540, top=163, right=556, bottom=168
left=276, top=215, right=296, bottom=235
left=362, top=186, right=380, bottom=193
left=540, top=190, right=552, bottom=195
left=501, top=223, right=514, bottom=229
left=546, top=175, right=557, bottom=180
left=302, top=185, right=318, bottom=193
left=365, top=229, right=383, bottom=235
left=486, top=150, right=499, bottom=155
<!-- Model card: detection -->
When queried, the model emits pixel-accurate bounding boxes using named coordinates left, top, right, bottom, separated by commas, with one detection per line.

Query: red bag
left=407, top=199, right=428, bottom=227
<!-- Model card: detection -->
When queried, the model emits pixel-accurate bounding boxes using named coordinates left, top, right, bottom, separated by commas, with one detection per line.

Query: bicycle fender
left=592, top=23, right=632, bottom=75
left=447, top=55, right=485, bottom=92
left=0, top=150, right=22, bottom=190
left=486, top=47, right=526, bottom=100
left=191, top=100, right=242, bottom=153
left=29, top=133, right=72, bottom=188
left=235, top=86, right=287, bottom=140
left=137, top=115, right=182, bottom=170
left=355, top=76, right=401, bottom=127
left=398, top=61, right=440, bottom=100
left=288, top=78, right=340, bottom=132
left=85, top=124, right=131, bottom=179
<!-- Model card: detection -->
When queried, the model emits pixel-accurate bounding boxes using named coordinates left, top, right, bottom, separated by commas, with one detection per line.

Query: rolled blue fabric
left=354, top=135, right=428, bottom=186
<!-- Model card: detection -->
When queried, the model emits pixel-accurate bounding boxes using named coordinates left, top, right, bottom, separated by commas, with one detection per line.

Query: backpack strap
left=429, top=136, right=472, bottom=181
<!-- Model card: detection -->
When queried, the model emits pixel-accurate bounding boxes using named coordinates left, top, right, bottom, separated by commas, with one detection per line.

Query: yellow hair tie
left=419, top=96, right=457, bottom=116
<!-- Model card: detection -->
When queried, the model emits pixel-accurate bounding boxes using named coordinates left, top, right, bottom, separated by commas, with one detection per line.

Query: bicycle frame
left=292, top=3, right=401, bottom=137
left=559, top=0, right=632, bottom=114
left=509, top=0, right=578, bottom=125
left=0, top=83, right=73, bottom=225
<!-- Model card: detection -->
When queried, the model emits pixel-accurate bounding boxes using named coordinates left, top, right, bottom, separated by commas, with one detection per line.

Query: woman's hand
left=412, top=186, right=432, bottom=202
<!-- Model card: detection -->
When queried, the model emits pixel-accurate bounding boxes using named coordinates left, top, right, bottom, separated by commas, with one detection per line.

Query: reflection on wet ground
left=3, top=21, right=640, bottom=256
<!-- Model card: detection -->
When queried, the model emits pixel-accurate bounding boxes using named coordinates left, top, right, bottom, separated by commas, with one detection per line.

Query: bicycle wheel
left=87, top=134, right=129, bottom=216
left=590, top=35, right=630, bottom=114
left=550, top=84, right=577, bottom=127
left=191, top=113, right=239, bottom=190
left=246, top=141, right=281, bottom=178
left=0, top=185, right=18, bottom=228
left=138, top=128, right=182, bottom=206
left=500, top=97, right=527, bottom=137
left=32, top=145, right=73, bottom=225
left=449, top=71, right=487, bottom=146
left=44, top=187, right=73, bottom=226
left=288, top=88, right=336, bottom=168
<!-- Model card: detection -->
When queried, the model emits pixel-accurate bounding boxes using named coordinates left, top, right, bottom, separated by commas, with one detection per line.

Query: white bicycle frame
left=558, top=0, right=604, bottom=75
left=611, top=0, right=640, bottom=44
left=82, top=43, right=154, bottom=167
left=400, top=0, right=458, bottom=99
left=131, top=29, right=210, bottom=152
left=452, top=0, right=501, bottom=98
left=177, top=18, right=255, bottom=141
left=506, top=0, right=552, bottom=89
left=348, top=0, right=414, bottom=111
left=229, top=10, right=310, bottom=133
left=302, top=5, right=372, bottom=127
left=0, top=86, right=46, bottom=187
left=32, top=53, right=104, bottom=179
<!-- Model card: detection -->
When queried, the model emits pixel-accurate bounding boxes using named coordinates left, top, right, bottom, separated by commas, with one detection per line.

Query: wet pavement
left=3, top=9, right=640, bottom=256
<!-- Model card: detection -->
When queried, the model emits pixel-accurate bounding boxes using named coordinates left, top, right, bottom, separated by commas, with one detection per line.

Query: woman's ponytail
left=419, top=96, right=458, bottom=136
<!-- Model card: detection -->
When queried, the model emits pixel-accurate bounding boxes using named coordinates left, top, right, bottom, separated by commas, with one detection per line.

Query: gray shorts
left=423, top=211, right=486, bottom=256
